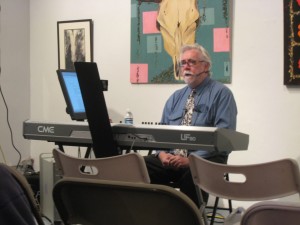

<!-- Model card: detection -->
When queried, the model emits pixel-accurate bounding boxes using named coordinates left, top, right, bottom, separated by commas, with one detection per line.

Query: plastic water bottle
left=124, top=108, right=133, bottom=125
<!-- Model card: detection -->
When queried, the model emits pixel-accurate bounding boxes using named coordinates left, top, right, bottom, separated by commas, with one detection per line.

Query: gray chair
left=53, top=177, right=204, bottom=225
left=241, top=201, right=300, bottom=225
left=188, top=154, right=300, bottom=225
left=53, top=148, right=150, bottom=183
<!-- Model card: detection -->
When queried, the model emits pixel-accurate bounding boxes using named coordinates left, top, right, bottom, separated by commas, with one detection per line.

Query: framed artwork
left=284, top=0, right=300, bottom=85
left=57, top=19, right=93, bottom=70
left=130, top=0, right=232, bottom=84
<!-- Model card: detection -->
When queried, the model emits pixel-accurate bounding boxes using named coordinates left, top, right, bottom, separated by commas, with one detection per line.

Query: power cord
left=0, top=67, right=22, bottom=167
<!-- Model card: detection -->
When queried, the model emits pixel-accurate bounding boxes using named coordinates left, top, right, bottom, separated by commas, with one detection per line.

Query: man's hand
left=158, top=152, right=189, bottom=169
left=169, top=155, right=189, bottom=169
left=158, top=152, right=174, bottom=166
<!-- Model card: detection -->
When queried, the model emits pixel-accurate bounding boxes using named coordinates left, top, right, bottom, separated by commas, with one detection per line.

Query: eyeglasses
left=179, top=59, right=206, bottom=67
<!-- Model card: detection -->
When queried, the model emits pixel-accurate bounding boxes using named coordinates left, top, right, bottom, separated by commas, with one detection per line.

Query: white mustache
left=183, top=71, right=193, bottom=76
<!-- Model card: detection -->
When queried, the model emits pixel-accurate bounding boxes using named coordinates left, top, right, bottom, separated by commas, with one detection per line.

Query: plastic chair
left=52, top=148, right=150, bottom=183
left=53, top=177, right=204, bottom=225
left=241, top=201, right=300, bottom=225
left=188, top=154, right=300, bottom=225
left=0, top=163, right=44, bottom=225
left=168, top=153, right=232, bottom=220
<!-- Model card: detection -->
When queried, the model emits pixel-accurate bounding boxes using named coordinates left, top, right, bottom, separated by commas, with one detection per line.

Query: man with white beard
left=144, top=43, right=237, bottom=206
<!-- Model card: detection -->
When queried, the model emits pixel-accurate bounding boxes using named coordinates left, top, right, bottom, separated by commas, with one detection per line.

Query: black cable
left=0, top=67, right=22, bottom=168
left=128, top=133, right=150, bottom=152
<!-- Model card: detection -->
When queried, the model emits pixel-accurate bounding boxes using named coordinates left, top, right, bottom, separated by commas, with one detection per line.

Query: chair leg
left=228, top=199, right=232, bottom=213
left=210, top=197, right=233, bottom=225
left=210, top=197, right=219, bottom=225
left=208, top=173, right=232, bottom=225
left=200, top=203, right=209, bottom=225
left=225, top=173, right=233, bottom=213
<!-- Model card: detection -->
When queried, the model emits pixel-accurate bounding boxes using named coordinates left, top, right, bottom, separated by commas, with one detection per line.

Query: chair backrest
left=241, top=201, right=300, bottom=225
left=0, top=163, right=44, bottom=225
left=53, top=178, right=204, bottom=225
left=189, top=154, right=300, bottom=201
left=53, top=148, right=150, bottom=183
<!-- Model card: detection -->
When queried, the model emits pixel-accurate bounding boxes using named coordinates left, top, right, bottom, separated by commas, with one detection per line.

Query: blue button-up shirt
left=161, top=77, right=237, bottom=157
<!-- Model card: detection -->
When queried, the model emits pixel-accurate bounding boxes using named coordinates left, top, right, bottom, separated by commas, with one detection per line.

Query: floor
left=205, top=208, right=228, bottom=224
left=205, top=206, right=245, bottom=225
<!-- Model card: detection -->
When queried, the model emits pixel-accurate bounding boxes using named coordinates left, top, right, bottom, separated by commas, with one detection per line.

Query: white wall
left=230, top=1, right=300, bottom=164
left=0, top=0, right=30, bottom=166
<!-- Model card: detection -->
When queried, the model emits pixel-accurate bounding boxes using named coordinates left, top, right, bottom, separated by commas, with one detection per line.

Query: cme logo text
left=37, top=126, right=55, bottom=134
left=180, top=134, right=196, bottom=142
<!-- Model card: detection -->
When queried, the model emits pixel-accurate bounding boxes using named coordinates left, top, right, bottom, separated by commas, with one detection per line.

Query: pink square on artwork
left=143, top=11, right=160, bottom=34
left=130, top=64, right=148, bottom=83
left=214, top=28, right=230, bottom=52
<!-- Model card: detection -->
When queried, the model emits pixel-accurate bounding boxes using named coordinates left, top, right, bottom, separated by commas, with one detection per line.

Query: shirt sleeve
left=213, top=87, right=237, bottom=130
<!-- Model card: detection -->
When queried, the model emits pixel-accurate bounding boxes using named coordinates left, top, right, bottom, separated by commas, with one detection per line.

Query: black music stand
left=74, top=62, right=119, bottom=158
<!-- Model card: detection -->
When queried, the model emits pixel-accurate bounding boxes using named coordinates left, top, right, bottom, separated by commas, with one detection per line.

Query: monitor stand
left=74, top=62, right=119, bottom=158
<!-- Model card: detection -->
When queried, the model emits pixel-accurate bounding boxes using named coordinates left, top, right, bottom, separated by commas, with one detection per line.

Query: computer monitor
left=57, top=70, right=86, bottom=121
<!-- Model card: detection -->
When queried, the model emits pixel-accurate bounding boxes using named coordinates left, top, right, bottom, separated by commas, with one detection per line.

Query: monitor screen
left=57, top=70, right=87, bottom=121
